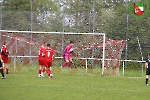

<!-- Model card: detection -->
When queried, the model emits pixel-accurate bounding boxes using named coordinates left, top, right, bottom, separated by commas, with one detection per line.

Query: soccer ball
left=50, top=74, right=53, bottom=78
left=70, top=48, right=74, bottom=53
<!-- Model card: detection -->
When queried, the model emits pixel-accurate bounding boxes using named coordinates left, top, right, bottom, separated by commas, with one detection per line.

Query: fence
left=0, top=0, right=149, bottom=76
left=7, top=55, right=146, bottom=76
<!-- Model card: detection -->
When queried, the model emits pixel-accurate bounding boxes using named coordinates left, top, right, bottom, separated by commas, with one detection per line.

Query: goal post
left=0, top=30, right=106, bottom=75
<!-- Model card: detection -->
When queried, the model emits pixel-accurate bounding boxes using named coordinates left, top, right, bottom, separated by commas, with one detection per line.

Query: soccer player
left=145, top=53, right=150, bottom=85
left=1, top=42, right=9, bottom=74
left=0, top=54, right=6, bottom=79
left=44, top=44, right=54, bottom=78
left=61, top=41, right=74, bottom=69
left=38, top=43, right=46, bottom=77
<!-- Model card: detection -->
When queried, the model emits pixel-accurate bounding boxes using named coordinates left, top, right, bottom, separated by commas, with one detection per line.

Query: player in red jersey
left=44, top=44, right=54, bottom=78
left=61, top=41, right=74, bottom=69
left=38, top=43, right=46, bottom=77
left=1, top=42, right=9, bottom=74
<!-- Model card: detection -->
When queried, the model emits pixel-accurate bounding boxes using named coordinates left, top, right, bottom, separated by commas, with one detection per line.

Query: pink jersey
left=63, top=44, right=73, bottom=56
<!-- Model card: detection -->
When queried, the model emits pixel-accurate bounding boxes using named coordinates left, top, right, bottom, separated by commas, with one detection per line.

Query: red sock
left=6, top=68, right=9, bottom=74
left=46, top=69, right=51, bottom=77
left=62, top=62, right=68, bottom=67
left=49, top=70, right=51, bottom=76
left=38, top=69, right=41, bottom=74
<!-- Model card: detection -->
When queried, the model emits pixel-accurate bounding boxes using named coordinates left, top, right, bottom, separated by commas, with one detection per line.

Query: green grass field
left=0, top=67, right=149, bottom=100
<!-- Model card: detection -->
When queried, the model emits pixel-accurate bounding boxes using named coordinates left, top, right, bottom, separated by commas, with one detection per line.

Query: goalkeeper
left=61, top=41, right=74, bottom=68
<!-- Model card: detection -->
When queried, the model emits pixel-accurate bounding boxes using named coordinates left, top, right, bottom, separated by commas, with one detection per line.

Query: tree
left=100, top=0, right=150, bottom=60
left=62, top=0, right=102, bottom=33
left=1, top=0, right=150, bottom=61
left=1, top=0, right=59, bottom=31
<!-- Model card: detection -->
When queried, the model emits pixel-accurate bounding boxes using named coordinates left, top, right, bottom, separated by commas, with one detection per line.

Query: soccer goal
left=0, top=30, right=126, bottom=75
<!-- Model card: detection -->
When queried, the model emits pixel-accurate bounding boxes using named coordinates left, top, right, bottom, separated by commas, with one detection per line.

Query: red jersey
left=45, top=47, right=54, bottom=62
left=38, top=46, right=45, bottom=57
left=1, top=45, right=9, bottom=63
left=1, top=45, right=8, bottom=56
left=38, top=45, right=45, bottom=66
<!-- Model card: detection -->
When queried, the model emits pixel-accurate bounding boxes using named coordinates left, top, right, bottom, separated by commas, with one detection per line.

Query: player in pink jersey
left=1, top=42, right=9, bottom=74
left=38, top=43, right=46, bottom=77
left=44, top=44, right=54, bottom=78
left=61, top=41, right=74, bottom=69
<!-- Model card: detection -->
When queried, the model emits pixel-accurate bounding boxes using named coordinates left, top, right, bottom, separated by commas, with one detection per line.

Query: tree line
left=1, top=0, right=150, bottom=60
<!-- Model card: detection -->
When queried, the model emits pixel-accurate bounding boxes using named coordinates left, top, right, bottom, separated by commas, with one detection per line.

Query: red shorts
left=44, top=61, right=52, bottom=68
left=39, top=57, right=45, bottom=66
left=1, top=56, right=9, bottom=63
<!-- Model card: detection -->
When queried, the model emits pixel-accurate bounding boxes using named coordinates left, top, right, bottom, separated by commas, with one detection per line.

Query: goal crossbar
left=0, top=30, right=105, bottom=35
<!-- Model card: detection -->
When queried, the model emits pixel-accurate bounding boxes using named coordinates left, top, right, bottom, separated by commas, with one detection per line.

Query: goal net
left=0, top=30, right=126, bottom=75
